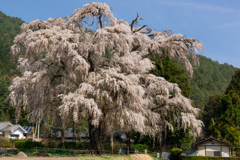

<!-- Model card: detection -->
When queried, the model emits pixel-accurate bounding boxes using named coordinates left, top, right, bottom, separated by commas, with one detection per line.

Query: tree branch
left=151, top=104, right=165, bottom=111
left=130, top=13, right=140, bottom=31
left=99, top=13, right=103, bottom=29
left=133, top=25, right=147, bottom=33
left=84, top=21, right=94, bottom=32
left=130, top=13, right=146, bottom=33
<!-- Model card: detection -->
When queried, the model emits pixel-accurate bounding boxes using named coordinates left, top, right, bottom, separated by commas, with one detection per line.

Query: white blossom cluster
left=8, top=2, right=204, bottom=138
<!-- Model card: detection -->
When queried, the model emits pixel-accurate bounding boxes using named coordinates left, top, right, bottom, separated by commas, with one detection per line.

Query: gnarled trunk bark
left=61, top=129, right=65, bottom=149
left=89, top=120, right=106, bottom=154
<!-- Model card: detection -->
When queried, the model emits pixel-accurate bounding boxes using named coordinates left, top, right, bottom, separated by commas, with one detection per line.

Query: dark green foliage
left=150, top=52, right=191, bottom=98
left=0, top=11, right=24, bottom=122
left=57, top=142, right=83, bottom=149
left=181, top=156, right=240, bottom=160
left=225, top=70, right=240, bottom=95
left=0, top=76, right=11, bottom=121
left=5, top=106, right=32, bottom=126
left=128, top=52, right=193, bottom=150
left=235, top=147, right=240, bottom=157
left=167, top=128, right=194, bottom=150
left=15, top=139, right=44, bottom=149
left=47, top=141, right=57, bottom=148
left=0, top=11, right=24, bottom=76
left=133, top=144, right=148, bottom=152
left=181, top=55, right=238, bottom=110
left=149, top=51, right=193, bottom=149
left=205, top=70, right=240, bottom=146
left=202, top=94, right=221, bottom=137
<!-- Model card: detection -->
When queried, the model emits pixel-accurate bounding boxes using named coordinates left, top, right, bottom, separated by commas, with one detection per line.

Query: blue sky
left=1, top=0, right=240, bottom=68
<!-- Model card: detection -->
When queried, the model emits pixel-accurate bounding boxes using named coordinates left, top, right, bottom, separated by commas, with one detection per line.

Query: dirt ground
left=0, top=154, right=154, bottom=160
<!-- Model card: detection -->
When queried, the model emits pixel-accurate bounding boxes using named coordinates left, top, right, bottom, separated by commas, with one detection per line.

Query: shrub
left=14, top=139, right=44, bottom=149
left=47, top=141, right=57, bottom=148
left=133, top=144, right=148, bottom=152
left=235, top=147, right=240, bottom=157
left=0, top=137, right=11, bottom=148
left=57, top=142, right=82, bottom=149
left=171, top=147, right=182, bottom=154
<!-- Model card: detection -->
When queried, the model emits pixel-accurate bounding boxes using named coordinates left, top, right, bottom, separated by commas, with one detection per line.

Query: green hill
left=0, top=11, right=24, bottom=121
left=176, top=55, right=238, bottom=110
left=0, top=11, right=23, bottom=77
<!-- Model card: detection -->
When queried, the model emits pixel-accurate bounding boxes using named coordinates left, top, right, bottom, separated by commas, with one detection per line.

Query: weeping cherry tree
left=8, top=2, right=204, bottom=153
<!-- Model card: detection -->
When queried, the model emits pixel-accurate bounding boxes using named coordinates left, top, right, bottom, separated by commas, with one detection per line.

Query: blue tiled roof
left=22, top=126, right=34, bottom=134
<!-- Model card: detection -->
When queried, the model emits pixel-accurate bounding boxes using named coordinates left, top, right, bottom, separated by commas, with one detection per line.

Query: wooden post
left=157, top=153, right=160, bottom=158
left=145, top=149, right=147, bottom=154
left=127, top=146, right=129, bottom=155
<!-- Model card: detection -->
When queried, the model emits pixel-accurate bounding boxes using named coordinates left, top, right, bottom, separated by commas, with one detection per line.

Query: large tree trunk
left=89, top=121, right=106, bottom=154
left=61, top=129, right=65, bottom=149
left=73, top=122, right=76, bottom=142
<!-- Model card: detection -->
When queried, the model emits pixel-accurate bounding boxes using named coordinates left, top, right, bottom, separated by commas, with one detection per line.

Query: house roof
left=192, top=136, right=232, bottom=148
left=22, top=126, right=34, bottom=134
left=0, top=121, right=12, bottom=131
left=3, top=124, right=27, bottom=133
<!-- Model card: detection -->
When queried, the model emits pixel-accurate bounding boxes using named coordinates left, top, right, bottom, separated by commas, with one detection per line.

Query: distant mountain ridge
left=177, top=54, right=238, bottom=110
left=0, top=11, right=24, bottom=77
left=0, top=11, right=24, bottom=121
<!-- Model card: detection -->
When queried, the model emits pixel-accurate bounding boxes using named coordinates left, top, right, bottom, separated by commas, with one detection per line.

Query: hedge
left=181, top=156, right=240, bottom=160
left=235, top=147, right=240, bottom=157
left=57, top=142, right=83, bottom=149
left=15, top=140, right=44, bottom=149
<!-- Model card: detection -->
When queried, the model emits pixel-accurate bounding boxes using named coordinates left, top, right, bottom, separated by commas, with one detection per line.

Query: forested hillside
left=175, top=55, right=238, bottom=110
left=203, top=70, right=240, bottom=145
left=0, top=11, right=24, bottom=121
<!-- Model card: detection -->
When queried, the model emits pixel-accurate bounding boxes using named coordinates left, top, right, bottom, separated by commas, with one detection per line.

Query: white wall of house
left=198, top=146, right=205, bottom=156
left=197, top=143, right=230, bottom=157
left=222, top=146, right=230, bottom=157
left=11, top=128, right=26, bottom=139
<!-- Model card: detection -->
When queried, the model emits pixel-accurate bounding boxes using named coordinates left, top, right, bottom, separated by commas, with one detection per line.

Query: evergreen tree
left=129, top=49, right=193, bottom=150
left=207, top=70, right=240, bottom=145
left=0, top=11, right=24, bottom=121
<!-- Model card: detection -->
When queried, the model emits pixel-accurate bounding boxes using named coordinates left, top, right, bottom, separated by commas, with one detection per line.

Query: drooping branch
left=151, top=104, right=165, bottom=111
